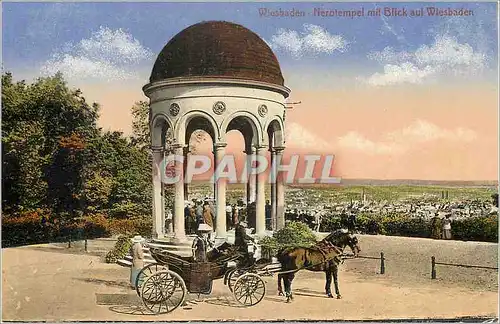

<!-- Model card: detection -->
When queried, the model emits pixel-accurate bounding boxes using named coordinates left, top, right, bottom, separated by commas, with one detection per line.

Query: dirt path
left=2, top=236, right=498, bottom=321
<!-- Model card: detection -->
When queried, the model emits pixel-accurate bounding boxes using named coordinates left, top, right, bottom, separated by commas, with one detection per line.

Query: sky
left=2, top=2, right=498, bottom=181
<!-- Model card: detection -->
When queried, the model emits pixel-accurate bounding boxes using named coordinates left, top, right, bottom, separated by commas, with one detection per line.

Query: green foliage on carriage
left=105, top=235, right=133, bottom=263
left=260, top=221, right=318, bottom=258
left=274, top=221, right=317, bottom=246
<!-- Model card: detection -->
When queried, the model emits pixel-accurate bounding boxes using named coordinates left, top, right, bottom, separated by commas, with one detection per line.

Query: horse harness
left=276, top=240, right=345, bottom=275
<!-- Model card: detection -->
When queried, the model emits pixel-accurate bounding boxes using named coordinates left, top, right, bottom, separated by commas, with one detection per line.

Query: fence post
left=84, top=238, right=88, bottom=252
left=68, top=234, right=72, bottom=248
left=380, top=252, right=385, bottom=274
left=431, top=256, right=436, bottom=279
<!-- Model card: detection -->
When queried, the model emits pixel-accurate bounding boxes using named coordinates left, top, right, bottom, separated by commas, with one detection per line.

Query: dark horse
left=277, top=230, right=361, bottom=302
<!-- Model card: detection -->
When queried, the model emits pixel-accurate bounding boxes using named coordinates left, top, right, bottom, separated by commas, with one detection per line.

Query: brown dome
left=149, top=21, right=285, bottom=86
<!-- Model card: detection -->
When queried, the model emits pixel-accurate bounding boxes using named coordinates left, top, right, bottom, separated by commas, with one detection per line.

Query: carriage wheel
left=135, top=263, right=169, bottom=297
left=141, top=270, right=186, bottom=314
left=227, top=268, right=246, bottom=292
left=233, top=273, right=266, bottom=307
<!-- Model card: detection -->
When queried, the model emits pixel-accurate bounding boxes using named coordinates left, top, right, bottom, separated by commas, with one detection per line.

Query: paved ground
left=2, top=235, right=498, bottom=321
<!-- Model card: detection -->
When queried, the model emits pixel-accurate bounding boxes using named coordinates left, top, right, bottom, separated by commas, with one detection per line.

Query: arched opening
left=225, top=115, right=262, bottom=231
left=151, top=115, right=173, bottom=149
left=266, top=118, right=285, bottom=231
left=266, top=119, right=284, bottom=149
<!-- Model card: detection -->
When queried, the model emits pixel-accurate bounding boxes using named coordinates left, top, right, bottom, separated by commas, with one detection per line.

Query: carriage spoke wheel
left=233, top=273, right=266, bottom=307
left=135, top=263, right=169, bottom=297
left=227, top=268, right=246, bottom=292
left=141, top=270, right=186, bottom=314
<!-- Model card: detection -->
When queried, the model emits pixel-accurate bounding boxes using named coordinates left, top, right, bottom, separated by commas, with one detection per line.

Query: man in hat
left=192, top=223, right=214, bottom=262
left=234, top=221, right=255, bottom=267
left=347, top=212, right=357, bottom=233
left=430, top=212, right=442, bottom=239
left=130, top=235, right=145, bottom=289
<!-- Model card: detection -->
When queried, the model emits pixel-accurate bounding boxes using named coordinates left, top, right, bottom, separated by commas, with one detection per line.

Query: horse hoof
left=337, top=295, right=342, bottom=299
left=278, top=292, right=284, bottom=296
left=327, top=293, right=334, bottom=298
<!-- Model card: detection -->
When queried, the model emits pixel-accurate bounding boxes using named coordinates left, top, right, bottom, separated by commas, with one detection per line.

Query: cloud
left=268, top=24, right=348, bottom=58
left=40, top=27, right=154, bottom=82
left=388, top=119, right=477, bottom=143
left=337, top=131, right=397, bottom=154
left=285, top=122, right=333, bottom=152
left=367, top=63, right=436, bottom=86
left=364, top=35, right=487, bottom=86
left=337, top=119, right=477, bottom=155
left=366, top=46, right=413, bottom=63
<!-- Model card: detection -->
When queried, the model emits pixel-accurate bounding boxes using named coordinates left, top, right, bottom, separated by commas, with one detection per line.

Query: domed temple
left=143, top=21, right=290, bottom=242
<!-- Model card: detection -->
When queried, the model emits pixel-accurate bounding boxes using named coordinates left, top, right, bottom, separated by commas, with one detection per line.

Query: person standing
left=192, top=224, right=214, bottom=262
left=265, top=200, right=272, bottom=230
left=203, top=202, right=214, bottom=229
left=347, top=212, right=357, bottom=233
left=430, top=213, right=442, bottom=239
left=233, top=206, right=239, bottom=226
left=207, top=200, right=216, bottom=231
left=226, top=203, right=233, bottom=230
left=195, top=200, right=204, bottom=229
left=234, top=221, right=255, bottom=267
left=130, top=235, right=145, bottom=289
left=184, top=203, right=192, bottom=234
left=442, top=214, right=453, bottom=240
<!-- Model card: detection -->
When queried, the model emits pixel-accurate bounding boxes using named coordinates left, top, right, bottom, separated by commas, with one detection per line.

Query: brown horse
left=277, top=230, right=361, bottom=302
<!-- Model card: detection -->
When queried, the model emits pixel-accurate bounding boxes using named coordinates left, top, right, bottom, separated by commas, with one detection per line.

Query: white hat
left=239, top=221, right=248, bottom=227
left=198, top=223, right=213, bottom=232
left=131, top=235, right=145, bottom=243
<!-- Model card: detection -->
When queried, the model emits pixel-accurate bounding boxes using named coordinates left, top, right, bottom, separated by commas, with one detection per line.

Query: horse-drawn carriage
left=134, top=242, right=268, bottom=314
left=133, top=229, right=362, bottom=313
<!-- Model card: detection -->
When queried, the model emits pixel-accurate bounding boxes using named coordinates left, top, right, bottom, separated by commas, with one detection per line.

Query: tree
left=46, top=132, right=86, bottom=217
left=2, top=72, right=99, bottom=216
left=131, top=101, right=150, bottom=150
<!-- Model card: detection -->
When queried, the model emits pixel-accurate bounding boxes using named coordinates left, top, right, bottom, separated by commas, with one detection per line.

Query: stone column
left=270, top=148, right=277, bottom=231
left=255, top=145, right=268, bottom=236
left=151, top=147, right=164, bottom=238
left=214, top=143, right=227, bottom=240
left=173, top=144, right=186, bottom=242
left=183, top=146, right=189, bottom=200
left=246, top=148, right=257, bottom=204
left=275, top=147, right=286, bottom=230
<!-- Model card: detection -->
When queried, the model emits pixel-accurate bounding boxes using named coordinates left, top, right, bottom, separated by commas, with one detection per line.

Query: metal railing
left=431, top=256, right=498, bottom=279
left=343, top=252, right=386, bottom=275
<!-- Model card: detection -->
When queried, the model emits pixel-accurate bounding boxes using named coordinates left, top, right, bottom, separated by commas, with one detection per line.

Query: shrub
left=319, top=215, right=342, bottom=232
left=452, top=215, right=498, bottom=243
left=83, top=214, right=110, bottom=239
left=108, top=217, right=152, bottom=238
left=273, top=221, right=317, bottom=246
left=260, top=221, right=317, bottom=258
left=105, top=235, right=133, bottom=263
left=381, top=215, right=431, bottom=238
left=1, top=209, right=52, bottom=246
